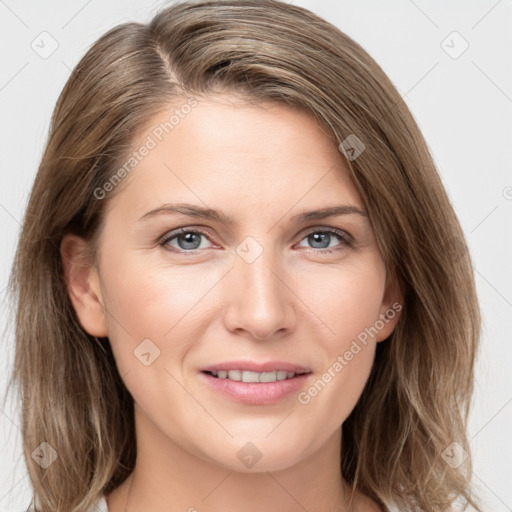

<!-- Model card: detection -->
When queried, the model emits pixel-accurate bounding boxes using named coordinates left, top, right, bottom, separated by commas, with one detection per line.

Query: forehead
left=104, top=95, right=363, bottom=220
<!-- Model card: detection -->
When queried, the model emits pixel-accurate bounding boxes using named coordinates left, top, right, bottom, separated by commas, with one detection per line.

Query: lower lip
left=199, top=371, right=311, bottom=405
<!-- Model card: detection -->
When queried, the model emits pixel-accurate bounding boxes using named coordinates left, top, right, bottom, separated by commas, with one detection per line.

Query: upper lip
left=201, top=360, right=312, bottom=374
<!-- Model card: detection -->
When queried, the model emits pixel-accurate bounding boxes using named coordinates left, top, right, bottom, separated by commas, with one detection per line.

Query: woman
left=8, top=0, right=482, bottom=510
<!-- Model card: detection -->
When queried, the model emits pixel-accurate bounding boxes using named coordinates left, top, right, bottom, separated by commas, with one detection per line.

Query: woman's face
left=64, top=94, right=401, bottom=472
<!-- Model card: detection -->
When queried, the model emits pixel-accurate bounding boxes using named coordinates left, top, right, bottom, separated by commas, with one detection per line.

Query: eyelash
left=158, top=226, right=354, bottom=255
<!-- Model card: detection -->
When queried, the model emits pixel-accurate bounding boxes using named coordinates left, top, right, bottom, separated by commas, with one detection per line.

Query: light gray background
left=1, top=1, right=511, bottom=511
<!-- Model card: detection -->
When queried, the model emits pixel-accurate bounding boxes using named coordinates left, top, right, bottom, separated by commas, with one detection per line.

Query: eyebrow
left=138, top=203, right=367, bottom=223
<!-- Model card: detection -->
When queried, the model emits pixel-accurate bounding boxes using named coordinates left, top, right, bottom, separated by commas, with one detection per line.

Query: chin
left=197, top=440, right=305, bottom=473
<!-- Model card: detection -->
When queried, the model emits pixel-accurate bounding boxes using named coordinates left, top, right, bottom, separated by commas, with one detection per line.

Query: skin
left=61, top=94, right=402, bottom=512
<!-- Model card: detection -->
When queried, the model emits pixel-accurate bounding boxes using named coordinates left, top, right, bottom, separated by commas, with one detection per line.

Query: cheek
left=96, top=245, right=385, bottom=455
left=101, top=249, right=385, bottom=350
left=100, top=240, right=385, bottom=372
left=297, top=257, right=385, bottom=346
left=98, top=254, right=223, bottom=369
left=293, top=263, right=384, bottom=417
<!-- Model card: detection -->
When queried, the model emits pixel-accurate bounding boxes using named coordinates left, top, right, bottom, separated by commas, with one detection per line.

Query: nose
left=222, top=244, right=296, bottom=341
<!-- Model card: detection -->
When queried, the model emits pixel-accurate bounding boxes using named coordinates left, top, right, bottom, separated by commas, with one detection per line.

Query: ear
left=60, top=234, right=108, bottom=337
left=375, top=269, right=404, bottom=342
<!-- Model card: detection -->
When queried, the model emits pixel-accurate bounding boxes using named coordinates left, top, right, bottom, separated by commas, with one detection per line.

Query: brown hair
left=6, top=0, right=482, bottom=510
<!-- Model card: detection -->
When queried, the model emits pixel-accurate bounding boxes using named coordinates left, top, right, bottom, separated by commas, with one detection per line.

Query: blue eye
left=160, top=229, right=213, bottom=252
left=297, top=230, right=352, bottom=252
left=159, top=227, right=353, bottom=254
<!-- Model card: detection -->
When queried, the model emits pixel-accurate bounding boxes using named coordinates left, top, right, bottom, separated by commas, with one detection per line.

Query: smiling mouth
left=202, top=369, right=310, bottom=383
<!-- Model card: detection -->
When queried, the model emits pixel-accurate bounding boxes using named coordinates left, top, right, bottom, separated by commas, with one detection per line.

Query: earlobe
left=60, top=234, right=108, bottom=337
left=376, top=270, right=404, bottom=342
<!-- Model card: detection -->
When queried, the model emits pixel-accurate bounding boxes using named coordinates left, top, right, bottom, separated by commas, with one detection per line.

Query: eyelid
left=158, top=226, right=218, bottom=249
left=158, top=225, right=354, bottom=252
left=297, top=225, right=354, bottom=245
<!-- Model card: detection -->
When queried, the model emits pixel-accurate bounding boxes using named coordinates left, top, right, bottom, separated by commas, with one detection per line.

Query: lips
left=199, top=360, right=312, bottom=404
left=201, top=360, right=312, bottom=374
left=201, top=361, right=312, bottom=383
left=199, top=371, right=311, bottom=405
left=207, top=369, right=299, bottom=383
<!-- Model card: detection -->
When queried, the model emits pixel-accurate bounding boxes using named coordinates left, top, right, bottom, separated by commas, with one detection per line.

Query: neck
left=106, top=406, right=363, bottom=512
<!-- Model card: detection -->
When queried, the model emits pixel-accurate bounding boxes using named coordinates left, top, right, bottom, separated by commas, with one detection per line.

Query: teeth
left=210, top=370, right=300, bottom=382
left=242, top=371, right=260, bottom=382
left=276, top=371, right=288, bottom=381
left=228, top=370, right=242, bottom=381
